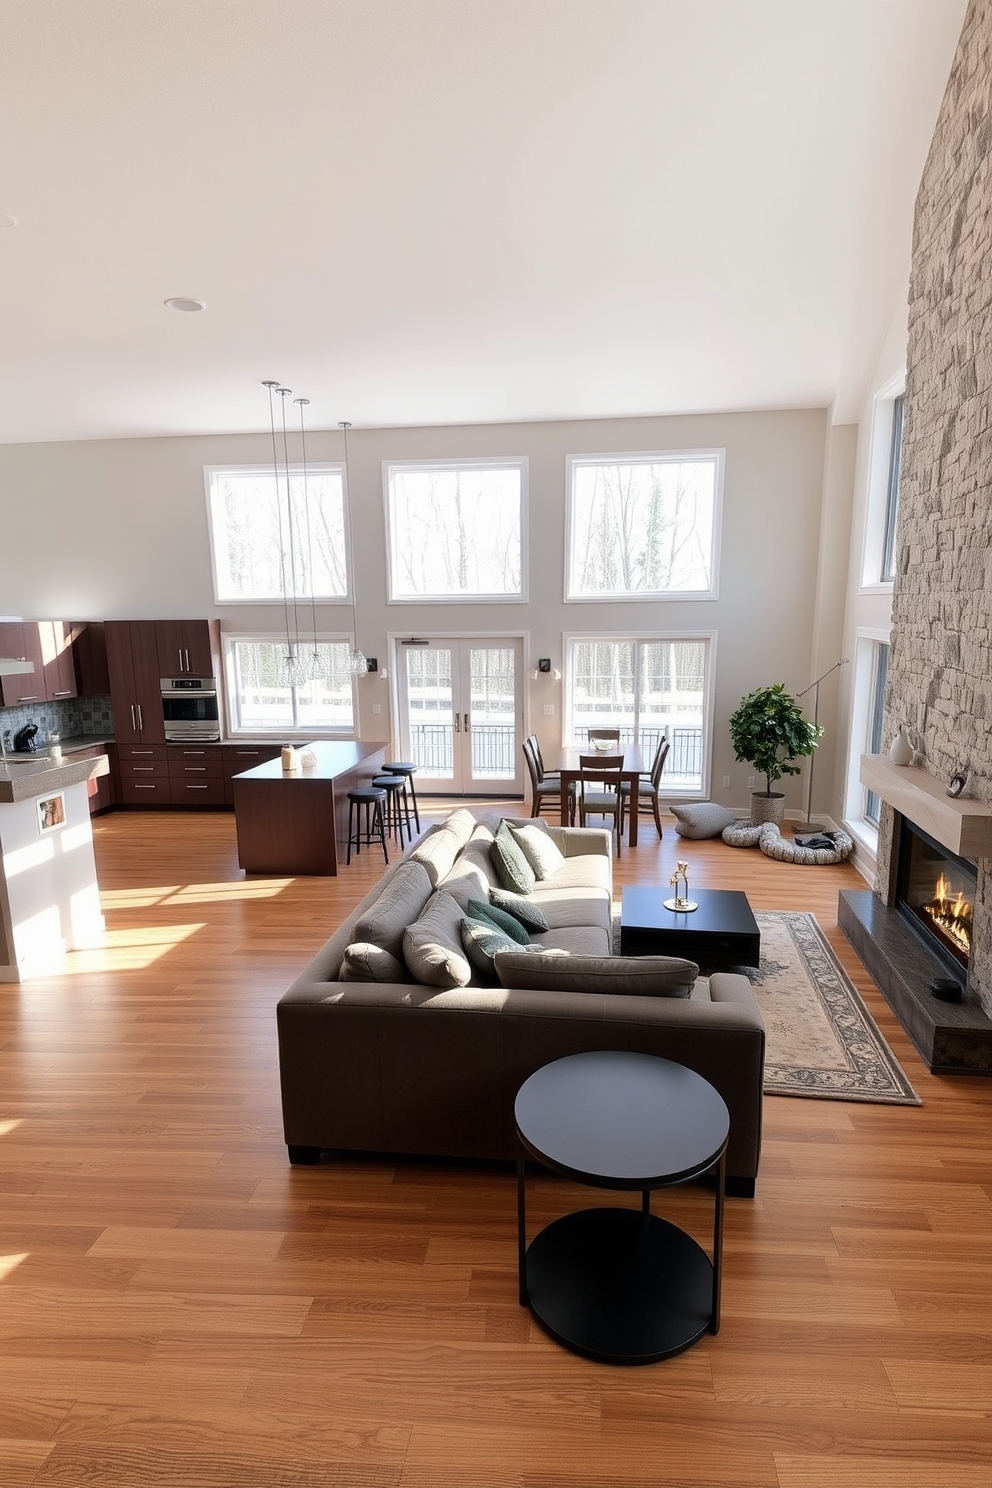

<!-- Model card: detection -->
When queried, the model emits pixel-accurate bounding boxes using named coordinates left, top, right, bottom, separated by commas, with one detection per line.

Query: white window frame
left=563, top=630, right=717, bottom=798
left=860, top=375, right=905, bottom=593
left=222, top=632, right=357, bottom=738
left=843, top=626, right=891, bottom=847
left=383, top=457, right=528, bottom=604
left=204, top=462, right=353, bottom=605
left=564, top=449, right=723, bottom=603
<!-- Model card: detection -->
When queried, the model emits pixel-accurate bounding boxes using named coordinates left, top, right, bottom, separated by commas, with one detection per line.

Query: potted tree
left=728, top=683, right=822, bottom=826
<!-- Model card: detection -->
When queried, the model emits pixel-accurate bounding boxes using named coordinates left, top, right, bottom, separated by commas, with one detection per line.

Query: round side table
left=514, top=1050, right=730, bottom=1364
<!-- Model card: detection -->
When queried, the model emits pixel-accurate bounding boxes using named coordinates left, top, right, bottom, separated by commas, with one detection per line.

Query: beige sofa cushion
left=495, top=951, right=698, bottom=998
left=403, top=891, right=473, bottom=988
left=509, top=822, right=567, bottom=879
left=532, top=855, right=612, bottom=895
left=352, top=861, right=434, bottom=959
left=339, top=942, right=411, bottom=982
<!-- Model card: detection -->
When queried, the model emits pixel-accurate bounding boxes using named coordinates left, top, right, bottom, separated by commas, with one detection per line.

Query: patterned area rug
left=613, top=907, right=920, bottom=1104
left=744, top=911, right=920, bottom=1104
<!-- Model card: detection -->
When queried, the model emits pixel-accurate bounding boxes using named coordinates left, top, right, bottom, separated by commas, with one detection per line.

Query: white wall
left=0, top=407, right=830, bottom=809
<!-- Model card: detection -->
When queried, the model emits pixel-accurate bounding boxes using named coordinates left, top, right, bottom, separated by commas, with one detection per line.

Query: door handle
left=464, top=713, right=469, bottom=732
left=453, top=715, right=460, bottom=733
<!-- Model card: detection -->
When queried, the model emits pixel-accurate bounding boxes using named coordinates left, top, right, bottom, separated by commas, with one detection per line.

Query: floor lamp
left=795, top=658, right=848, bottom=834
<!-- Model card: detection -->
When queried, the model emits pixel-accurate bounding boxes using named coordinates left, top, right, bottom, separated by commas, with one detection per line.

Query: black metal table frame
left=516, top=1128, right=728, bottom=1358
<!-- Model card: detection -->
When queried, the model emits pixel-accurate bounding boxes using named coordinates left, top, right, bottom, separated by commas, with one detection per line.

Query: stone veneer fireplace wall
left=874, top=0, right=991, bottom=1016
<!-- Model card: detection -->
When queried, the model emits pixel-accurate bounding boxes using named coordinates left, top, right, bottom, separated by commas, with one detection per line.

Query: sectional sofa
left=277, top=809, right=766, bottom=1195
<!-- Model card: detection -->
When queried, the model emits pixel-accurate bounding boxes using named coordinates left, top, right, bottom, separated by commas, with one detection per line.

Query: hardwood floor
left=2, top=804, right=989, bottom=1487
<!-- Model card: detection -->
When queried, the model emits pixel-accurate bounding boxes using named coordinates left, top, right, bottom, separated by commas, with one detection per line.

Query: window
left=864, top=640, right=889, bottom=825
left=861, top=377, right=905, bottom=590
left=225, top=638, right=355, bottom=734
left=385, top=459, right=525, bottom=601
left=880, top=394, right=904, bottom=583
left=205, top=465, right=348, bottom=604
left=566, top=452, right=721, bottom=600
left=564, top=634, right=714, bottom=793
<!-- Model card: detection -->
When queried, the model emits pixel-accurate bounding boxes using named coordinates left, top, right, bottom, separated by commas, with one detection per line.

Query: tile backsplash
left=0, top=695, right=113, bottom=750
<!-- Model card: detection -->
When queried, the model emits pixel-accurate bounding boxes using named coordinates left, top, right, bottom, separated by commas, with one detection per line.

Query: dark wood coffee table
left=515, top=1050, right=729, bottom=1364
left=619, top=885, right=761, bottom=969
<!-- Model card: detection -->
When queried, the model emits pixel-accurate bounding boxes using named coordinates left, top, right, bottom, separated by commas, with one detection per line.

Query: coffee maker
left=13, top=723, right=39, bottom=753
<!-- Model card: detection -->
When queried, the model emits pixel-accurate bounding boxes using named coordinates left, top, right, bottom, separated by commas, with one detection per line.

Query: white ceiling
left=0, top=0, right=968, bottom=444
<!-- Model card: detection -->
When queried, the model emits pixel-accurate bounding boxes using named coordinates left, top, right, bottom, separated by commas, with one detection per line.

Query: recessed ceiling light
left=164, top=297, right=206, bottom=312
left=0, top=214, right=17, bottom=229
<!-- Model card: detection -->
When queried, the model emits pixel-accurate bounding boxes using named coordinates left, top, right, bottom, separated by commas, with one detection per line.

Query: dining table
left=555, top=743, right=645, bottom=847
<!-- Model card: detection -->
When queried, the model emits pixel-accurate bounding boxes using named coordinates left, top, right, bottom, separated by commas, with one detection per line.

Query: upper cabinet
left=104, top=621, right=166, bottom=744
left=0, top=620, right=77, bottom=706
left=155, top=620, right=220, bottom=679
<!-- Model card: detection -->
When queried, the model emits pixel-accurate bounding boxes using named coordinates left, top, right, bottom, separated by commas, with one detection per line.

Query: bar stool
left=372, top=773, right=413, bottom=849
left=382, top=762, right=420, bottom=833
left=346, top=786, right=389, bottom=866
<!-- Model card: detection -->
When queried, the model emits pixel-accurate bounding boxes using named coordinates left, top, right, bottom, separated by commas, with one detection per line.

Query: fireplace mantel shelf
left=860, top=755, right=992, bottom=859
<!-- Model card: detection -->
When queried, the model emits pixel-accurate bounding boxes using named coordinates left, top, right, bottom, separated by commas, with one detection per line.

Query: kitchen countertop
left=0, top=746, right=111, bottom=804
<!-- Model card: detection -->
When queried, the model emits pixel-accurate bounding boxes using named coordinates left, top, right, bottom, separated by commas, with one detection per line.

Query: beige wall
left=0, top=406, right=833, bottom=811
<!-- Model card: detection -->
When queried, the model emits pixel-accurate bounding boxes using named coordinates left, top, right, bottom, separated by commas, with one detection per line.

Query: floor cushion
left=670, top=802, right=737, bottom=839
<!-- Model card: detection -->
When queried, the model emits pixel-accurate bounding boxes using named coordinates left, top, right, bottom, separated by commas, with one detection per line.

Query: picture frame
left=38, top=792, right=66, bottom=834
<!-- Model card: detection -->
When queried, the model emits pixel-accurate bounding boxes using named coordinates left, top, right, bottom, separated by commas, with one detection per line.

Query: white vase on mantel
left=889, top=725, right=914, bottom=766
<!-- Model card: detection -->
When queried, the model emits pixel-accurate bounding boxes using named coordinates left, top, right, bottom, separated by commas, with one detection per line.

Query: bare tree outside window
left=567, top=455, right=718, bottom=598
left=387, top=462, right=523, bottom=600
left=207, top=467, right=348, bottom=603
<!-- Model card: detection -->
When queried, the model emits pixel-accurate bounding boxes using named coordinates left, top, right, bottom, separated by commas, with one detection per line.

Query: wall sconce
left=529, top=658, right=561, bottom=681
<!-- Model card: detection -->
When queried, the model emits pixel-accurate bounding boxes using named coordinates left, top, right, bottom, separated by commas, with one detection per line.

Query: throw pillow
left=402, top=891, right=473, bottom=988
left=459, top=915, right=522, bottom=980
left=495, top=951, right=698, bottom=998
left=466, top=898, right=531, bottom=945
left=352, top=861, right=434, bottom=958
left=670, top=802, right=737, bottom=840
left=488, top=887, right=550, bottom=933
left=489, top=820, right=536, bottom=894
left=508, top=822, right=567, bottom=880
left=339, top=942, right=410, bottom=983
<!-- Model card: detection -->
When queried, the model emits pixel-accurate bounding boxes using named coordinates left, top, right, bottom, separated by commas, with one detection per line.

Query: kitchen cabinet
left=104, top=622, right=165, bottom=745
left=0, top=622, right=45, bottom=706
left=41, top=620, right=78, bottom=701
left=168, top=744, right=226, bottom=806
left=114, top=743, right=170, bottom=806
left=221, top=743, right=282, bottom=806
left=156, top=620, right=221, bottom=679
left=72, top=743, right=115, bottom=814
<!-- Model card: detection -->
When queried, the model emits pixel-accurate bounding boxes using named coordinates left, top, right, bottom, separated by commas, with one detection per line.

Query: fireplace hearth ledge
left=838, top=889, right=992, bottom=1076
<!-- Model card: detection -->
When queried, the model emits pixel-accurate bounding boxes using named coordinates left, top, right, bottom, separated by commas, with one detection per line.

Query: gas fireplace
left=896, top=819, right=976, bottom=975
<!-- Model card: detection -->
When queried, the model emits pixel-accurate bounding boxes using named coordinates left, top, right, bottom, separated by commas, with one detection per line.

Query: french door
left=396, top=637, right=524, bottom=796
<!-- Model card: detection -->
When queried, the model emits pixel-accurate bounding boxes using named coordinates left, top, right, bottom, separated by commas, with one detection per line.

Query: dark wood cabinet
left=71, top=621, right=111, bottom=696
left=155, top=620, right=220, bottom=679
left=72, top=743, right=114, bottom=814
left=221, top=744, right=282, bottom=805
left=41, top=620, right=78, bottom=701
left=114, top=743, right=170, bottom=806
left=0, top=621, right=45, bottom=706
left=104, top=622, right=166, bottom=744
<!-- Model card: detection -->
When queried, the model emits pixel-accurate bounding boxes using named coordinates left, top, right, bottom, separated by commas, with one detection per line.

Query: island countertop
left=230, top=740, right=390, bottom=783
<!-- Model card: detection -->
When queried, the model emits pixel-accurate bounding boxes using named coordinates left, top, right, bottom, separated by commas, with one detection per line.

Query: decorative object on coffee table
left=664, top=859, right=697, bottom=913
left=515, top=1051, right=729, bottom=1364
left=728, top=683, right=821, bottom=826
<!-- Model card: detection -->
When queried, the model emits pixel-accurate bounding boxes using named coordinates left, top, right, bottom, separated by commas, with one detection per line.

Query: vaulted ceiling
left=0, top=0, right=968, bottom=443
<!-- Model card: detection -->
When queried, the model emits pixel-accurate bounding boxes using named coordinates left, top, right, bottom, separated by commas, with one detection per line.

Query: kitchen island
left=232, top=740, right=390, bottom=876
left=0, top=750, right=110, bottom=980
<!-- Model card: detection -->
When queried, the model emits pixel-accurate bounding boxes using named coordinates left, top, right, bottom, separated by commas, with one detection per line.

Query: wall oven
left=160, top=677, right=221, bottom=741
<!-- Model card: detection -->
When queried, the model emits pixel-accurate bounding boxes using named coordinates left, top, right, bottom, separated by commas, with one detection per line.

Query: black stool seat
left=372, top=774, right=413, bottom=848
left=382, top=761, right=420, bottom=832
left=346, top=786, right=389, bottom=866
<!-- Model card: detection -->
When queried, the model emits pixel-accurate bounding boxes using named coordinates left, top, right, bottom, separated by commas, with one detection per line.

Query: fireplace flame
left=925, top=873, right=973, bottom=956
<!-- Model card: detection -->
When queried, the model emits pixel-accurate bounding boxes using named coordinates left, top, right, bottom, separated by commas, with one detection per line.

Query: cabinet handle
left=131, top=750, right=154, bottom=755
left=183, top=750, right=206, bottom=756
left=178, top=648, right=184, bottom=671
left=131, top=705, right=137, bottom=730
left=53, top=690, right=72, bottom=698
left=184, top=767, right=207, bottom=773
left=133, top=767, right=155, bottom=773
left=134, top=784, right=158, bottom=790
left=185, top=648, right=191, bottom=672
left=17, top=694, right=39, bottom=702
left=136, top=704, right=143, bottom=730
left=187, top=784, right=208, bottom=790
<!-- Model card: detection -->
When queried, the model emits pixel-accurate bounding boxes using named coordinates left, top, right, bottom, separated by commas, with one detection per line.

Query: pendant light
left=263, top=380, right=310, bottom=688
left=339, top=420, right=368, bottom=675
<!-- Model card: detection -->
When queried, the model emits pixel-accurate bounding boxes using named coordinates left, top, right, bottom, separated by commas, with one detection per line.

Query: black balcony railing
left=409, top=722, right=516, bottom=777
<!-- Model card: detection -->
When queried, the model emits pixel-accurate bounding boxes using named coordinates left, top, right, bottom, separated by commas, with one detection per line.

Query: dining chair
left=620, top=732, right=670, bottom=840
left=576, top=752, right=624, bottom=856
left=586, top=727, right=621, bottom=748
left=523, top=737, right=571, bottom=820
left=526, top=734, right=561, bottom=785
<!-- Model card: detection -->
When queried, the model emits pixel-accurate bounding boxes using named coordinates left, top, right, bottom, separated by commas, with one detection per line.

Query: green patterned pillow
left=489, top=819, right=536, bottom=894
left=488, top=888, right=550, bottom=933
left=466, top=899, right=531, bottom=945
left=460, top=915, right=520, bottom=980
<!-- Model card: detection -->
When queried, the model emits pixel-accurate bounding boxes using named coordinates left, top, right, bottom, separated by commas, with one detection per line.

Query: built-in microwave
left=160, top=676, right=221, bottom=741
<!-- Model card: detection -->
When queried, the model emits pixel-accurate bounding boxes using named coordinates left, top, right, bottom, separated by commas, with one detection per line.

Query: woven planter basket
left=750, top=791, right=786, bottom=827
